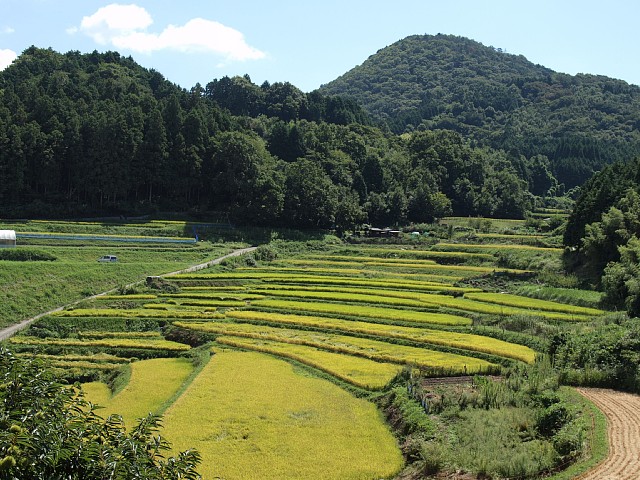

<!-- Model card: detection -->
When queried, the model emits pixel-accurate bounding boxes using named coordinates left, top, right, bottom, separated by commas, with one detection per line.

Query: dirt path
left=575, top=387, right=640, bottom=480
left=0, top=246, right=256, bottom=342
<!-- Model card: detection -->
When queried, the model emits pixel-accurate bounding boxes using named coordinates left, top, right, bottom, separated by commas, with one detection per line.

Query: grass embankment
left=0, top=240, right=242, bottom=328
left=161, top=350, right=404, bottom=480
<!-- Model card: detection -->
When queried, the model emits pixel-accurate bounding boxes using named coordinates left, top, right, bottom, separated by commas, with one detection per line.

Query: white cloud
left=78, top=4, right=265, bottom=61
left=0, top=49, right=17, bottom=70
left=80, top=4, right=153, bottom=44
left=2, top=26, right=15, bottom=34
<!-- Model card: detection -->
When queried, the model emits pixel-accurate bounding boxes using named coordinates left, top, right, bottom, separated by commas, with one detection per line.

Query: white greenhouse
left=0, top=230, right=16, bottom=248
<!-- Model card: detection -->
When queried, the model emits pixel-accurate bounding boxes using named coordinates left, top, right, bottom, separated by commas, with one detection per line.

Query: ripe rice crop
left=180, top=286, right=247, bottom=291
left=251, top=288, right=435, bottom=308
left=174, top=321, right=496, bottom=373
left=161, top=351, right=404, bottom=479
left=50, top=360, right=123, bottom=370
left=82, top=357, right=194, bottom=427
left=216, top=336, right=402, bottom=389
left=274, top=261, right=365, bottom=269
left=172, top=272, right=478, bottom=292
left=16, top=352, right=131, bottom=364
left=296, top=261, right=529, bottom=277
left=250, top=298, right=472, bottom=326
left=250, top=284, right=459, bottom=300
left=226, top=310, right=537, bottom=363
left=161, top=292, right=264, bottom=300
left=97, top=294, right=158, bottom=300
left=9, top=335, right=191, bottom=351
left=303, top=254, right=439, bottom=265
left=53, top=308, right=224, bottom=320
left=254, top=266, right=368, bottom=275
left=416, top=293, right=592, bottom=321
left=433, top=242, right=562, bottom=253
left=78, top=331, right=162, bottom=339
left=169, top=300, right=247, bottom=308
left=464, top=292, right=604, bottom=316
left=273, top=261, right=464, bottom=283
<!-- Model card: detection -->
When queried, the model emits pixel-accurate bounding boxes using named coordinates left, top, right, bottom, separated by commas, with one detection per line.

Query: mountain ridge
left=319, top=34, right=640, bottom=188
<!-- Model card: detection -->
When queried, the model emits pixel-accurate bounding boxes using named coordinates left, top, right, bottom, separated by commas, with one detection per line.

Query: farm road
left=575, top=387, right=640, bottom=480
left=0, top=246, right=257, bottom=342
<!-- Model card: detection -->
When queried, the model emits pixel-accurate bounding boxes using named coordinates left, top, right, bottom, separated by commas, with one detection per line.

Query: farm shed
left=0, top=230, right=16, bottom=248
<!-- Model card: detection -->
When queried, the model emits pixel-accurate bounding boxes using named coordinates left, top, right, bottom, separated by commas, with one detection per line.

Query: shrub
left=0, top=249, right=56, bottom=261
left=0, top=348, right=201, bottom=479
left=253, top=244, right=278, bottom=262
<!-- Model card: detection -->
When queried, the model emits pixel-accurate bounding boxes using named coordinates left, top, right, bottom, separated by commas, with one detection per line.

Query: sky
left=1, top=0, right=639, bottom=92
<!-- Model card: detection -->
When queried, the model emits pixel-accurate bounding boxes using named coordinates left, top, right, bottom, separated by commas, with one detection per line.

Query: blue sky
left=1, top=0, right=639, bottom=92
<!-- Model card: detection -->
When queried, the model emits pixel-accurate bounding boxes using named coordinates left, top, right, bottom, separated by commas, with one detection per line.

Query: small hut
left=0, top=230, right=16, bottom=248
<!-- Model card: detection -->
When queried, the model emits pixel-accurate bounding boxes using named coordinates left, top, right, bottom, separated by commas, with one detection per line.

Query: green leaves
left=0, top=349, right=201, bottom=479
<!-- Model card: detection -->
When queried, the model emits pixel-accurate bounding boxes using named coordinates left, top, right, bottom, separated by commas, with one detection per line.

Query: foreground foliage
left=0, top=349, right=200, bottom=480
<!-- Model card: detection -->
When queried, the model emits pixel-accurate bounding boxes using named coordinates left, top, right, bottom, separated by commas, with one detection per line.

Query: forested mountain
left=563, top=157, right=640, bottom=314
left=0, top=46, right=539, bottom=224
left=320, top=34, right=640, bottom=188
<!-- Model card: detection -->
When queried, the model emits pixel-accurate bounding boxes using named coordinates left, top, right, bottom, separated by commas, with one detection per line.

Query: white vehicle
left=98, top=255, right=118, bottom=262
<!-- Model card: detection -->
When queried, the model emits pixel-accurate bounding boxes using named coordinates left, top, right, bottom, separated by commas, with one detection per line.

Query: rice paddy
left=173, top=321, right=498, bottom=374
left=0, top=217, right=609, bottom=479
left=82, top=357, right=194, bottom=427
left=160, top=350, right=404, bottom=479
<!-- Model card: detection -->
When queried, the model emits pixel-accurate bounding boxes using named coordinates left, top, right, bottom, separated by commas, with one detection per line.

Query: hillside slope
left=320, top=34, right=640, bottom=187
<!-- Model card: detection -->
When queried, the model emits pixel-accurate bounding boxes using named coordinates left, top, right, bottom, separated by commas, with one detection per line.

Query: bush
left=536, top=402, right=571, bottom=437
left=253, top=244, right=278, bottom=262
left=0, top=249, right=56, bottom=261
left=0, top=348, right=201, bottom=479
left=419, top=441, right=446, bottom=475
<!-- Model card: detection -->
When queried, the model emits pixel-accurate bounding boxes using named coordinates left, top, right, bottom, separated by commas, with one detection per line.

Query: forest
left=321, top=34, right=640, bottom=189
left=1, top=45, right=572, bottom=226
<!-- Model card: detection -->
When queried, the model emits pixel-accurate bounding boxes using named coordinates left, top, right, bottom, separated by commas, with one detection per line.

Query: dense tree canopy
left=0, top=47, right=540, bottom=225
left=564, top=162, right=640, bottom=315
left=0, top=348, right=200, bottom=479
left=320, top=34, right=640, bottom=189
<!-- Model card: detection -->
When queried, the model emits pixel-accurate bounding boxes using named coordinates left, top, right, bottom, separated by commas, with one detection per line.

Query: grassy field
left=161, top=350, right=404, bottom=480
left=0, top=222, right=244, bottom=328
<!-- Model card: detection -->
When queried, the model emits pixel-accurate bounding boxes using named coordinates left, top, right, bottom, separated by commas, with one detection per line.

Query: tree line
left=0, top=47, right=548, bottom=226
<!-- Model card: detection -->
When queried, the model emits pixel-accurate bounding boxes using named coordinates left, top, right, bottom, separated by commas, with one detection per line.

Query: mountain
left=319, top=34, right=640, bottom=188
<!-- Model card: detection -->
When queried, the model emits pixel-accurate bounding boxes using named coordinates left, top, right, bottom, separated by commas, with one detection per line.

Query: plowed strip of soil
left=576, top=388, right=640, bottom=480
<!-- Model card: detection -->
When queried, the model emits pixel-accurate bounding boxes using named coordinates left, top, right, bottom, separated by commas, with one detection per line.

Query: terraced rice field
left=1, top=219, right=610, bottom=479
left=160, top=350, right=404, bottom=479
left=174, top=322, right=498, bottom=376
left=82, top=357, right=194, bottom=427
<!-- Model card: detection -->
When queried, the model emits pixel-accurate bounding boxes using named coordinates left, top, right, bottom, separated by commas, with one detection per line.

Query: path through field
left=0, top=246, right=256, bottom=341
left=576, top=388, right=640, bottom=480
